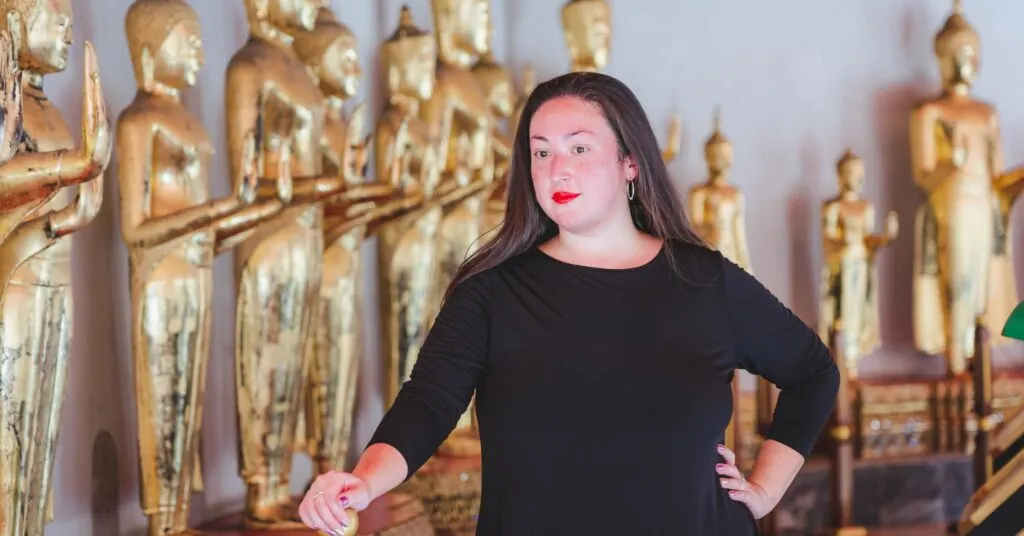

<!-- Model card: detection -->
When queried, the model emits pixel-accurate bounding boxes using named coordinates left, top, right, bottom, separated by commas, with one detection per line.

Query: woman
left=299, top=71, right=840, bottom=535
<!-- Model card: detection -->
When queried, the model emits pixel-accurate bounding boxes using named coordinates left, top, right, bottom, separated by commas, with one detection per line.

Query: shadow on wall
left=787, top=137, right=821, bottom=329
left=92, top=431, right=120, bottom=536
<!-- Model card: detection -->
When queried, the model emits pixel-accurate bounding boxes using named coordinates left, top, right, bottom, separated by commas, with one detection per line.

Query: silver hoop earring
left=627, top=180, right=636, bottom=201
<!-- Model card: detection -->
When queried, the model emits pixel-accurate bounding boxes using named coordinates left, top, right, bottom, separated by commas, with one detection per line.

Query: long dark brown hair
left=445, top=71, right=706, bottom=298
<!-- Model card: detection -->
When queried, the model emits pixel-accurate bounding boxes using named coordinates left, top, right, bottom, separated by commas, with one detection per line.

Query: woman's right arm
left=299, top=271, right=492, bottom=534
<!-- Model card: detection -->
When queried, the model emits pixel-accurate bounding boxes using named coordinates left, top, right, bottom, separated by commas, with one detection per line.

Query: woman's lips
left=552, top=191, right=580, bottom=204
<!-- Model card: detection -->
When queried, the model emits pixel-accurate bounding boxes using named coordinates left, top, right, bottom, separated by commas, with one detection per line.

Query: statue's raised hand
left=77, top=42, right=112, bottom=177
left=0, top=30, right=22, bottom=163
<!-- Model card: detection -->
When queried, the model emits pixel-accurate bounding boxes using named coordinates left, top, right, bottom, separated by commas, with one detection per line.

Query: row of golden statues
left=0, top=0, right=1021, bottom=534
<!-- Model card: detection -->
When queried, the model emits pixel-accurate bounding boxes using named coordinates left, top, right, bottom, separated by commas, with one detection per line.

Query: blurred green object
left=1000, top=301, right=1024, bottom=341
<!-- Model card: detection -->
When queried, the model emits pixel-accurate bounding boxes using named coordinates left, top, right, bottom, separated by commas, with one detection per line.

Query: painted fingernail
left=729, top=491, right=738, bottom=497
left=716, top=463, right=725, bottom=471
left=339, top=496, right=349, bottom=507
left=717, top=444, right=725, bottom=452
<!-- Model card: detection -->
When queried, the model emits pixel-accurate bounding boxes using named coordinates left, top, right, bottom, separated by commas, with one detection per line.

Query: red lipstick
left=552, top=191, right=580, bottom=204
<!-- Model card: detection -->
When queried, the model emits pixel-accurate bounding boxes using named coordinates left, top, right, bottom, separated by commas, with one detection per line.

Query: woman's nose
left=550, top=153, right=571, bottom=181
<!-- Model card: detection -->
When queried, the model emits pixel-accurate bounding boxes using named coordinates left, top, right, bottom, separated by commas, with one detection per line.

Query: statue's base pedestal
left=398, top=454, right=482, bottom=536
left=196, top=492, right=434, bottom=535
left=775, top=453, right=973, bottom=536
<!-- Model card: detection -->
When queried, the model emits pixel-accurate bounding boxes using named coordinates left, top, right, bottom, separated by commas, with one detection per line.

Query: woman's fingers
left=715, top=462, right=742, bottom=480
left=303, top=502, right=330, bottom=534
left=313, top=495, right=348, bottom=535
left=323, top=494, right=353, bottom=529
left=717, top=443, right=736, bottom=466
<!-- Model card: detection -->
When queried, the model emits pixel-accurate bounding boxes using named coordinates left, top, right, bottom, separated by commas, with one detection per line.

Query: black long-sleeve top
left=369, top=240, right=840, bottom=535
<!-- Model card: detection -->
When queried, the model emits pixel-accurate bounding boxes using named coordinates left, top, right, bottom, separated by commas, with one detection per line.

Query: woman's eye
left=533, top=149, right=549, bottom=159
left=573, top=145, right=588, bottom=154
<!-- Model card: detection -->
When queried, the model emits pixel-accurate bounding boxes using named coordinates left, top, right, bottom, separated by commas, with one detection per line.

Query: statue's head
left=561, top=0, right=610, bottom=72
left=431, top=0, right=490, bottom=65
left=703, top=108, right=732, bottom=175
left=126, top=0, right=203, bottom=91
left=472, top=51, right=514, bottom=118
left=244, top=0, right=320, bottom=33
left=0, top=0, right=73, bottom=74
left=380, top=6, right=436, bottom=101
left=836, top=148, right=864, bottom=193
left=294, top=8, right=360, bottom=99
left=934, top=0, right=979, bottom=89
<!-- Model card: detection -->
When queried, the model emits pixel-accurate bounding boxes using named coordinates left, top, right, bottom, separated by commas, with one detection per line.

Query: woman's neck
left=544, top=224, right=662, bottom=269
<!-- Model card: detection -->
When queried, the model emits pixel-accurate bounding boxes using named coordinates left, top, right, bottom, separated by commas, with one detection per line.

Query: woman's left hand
left=716, top=444, right=775, bottom=519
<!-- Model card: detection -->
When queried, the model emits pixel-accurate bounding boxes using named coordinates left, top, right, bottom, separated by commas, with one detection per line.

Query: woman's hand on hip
left=298, top=470, right=371, bottom=535
left=716, top=444, right=776, bottom=519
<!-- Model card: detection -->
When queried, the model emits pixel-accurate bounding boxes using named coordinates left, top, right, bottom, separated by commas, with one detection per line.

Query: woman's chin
left=547, top=212, right=601, bottom=236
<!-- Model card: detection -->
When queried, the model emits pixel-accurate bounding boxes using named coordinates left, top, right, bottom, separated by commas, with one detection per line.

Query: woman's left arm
left=718, top=256, right=841, bottom=517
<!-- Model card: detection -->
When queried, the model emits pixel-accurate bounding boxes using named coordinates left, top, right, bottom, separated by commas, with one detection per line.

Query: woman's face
left=529, top=96, right=635, bottom=235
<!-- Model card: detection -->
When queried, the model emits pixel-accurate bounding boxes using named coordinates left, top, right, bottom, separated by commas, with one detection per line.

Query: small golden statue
left=818, top=149, right=898, bottom=378
left=118, top=1, right=295, bottom=534
left=561, top=0, right=611, bottom=73
left=0, top=0, right=112, bottom=533
left=910, top=0, right=1024, bottom=375
left=375, top=5, right=440, bottom=409
left=292, top=6, right=422, bottom=475
left=226, top=0, right=355, bottom=527
left=688, top=108, right=752, bottom=272
left=685, top=108, right=753, bottom=459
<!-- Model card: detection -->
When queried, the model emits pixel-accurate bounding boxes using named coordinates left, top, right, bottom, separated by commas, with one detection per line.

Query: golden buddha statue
left=0, top=1, right=112, bottom=534
left=375, top=5, right=440, bottom=409
left=292, top=6, right=423, bottom=475
left=688, top=108, right=752, bottom=272
left=118, top=1, right=299, bottom=533
left=0, top=17, right=108, bottom=253
left=471, top=39, right=515, bottom=243
left=226, top=0, right=359, bottom=527
left=561, top=0, right=610, bottom=73
left=910, top=0, right=1024, bottom=376
left=818, top=149, right=898, bottom=378
left=425, top=0, right=499, bottom=457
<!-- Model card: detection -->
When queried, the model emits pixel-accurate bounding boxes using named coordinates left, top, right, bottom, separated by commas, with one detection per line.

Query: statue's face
left=159, top=19, right=204, bottom=88
left=563, top=2, right=610, bottom=70
left=461, top=0, right=490, bottom=55
left=838, top=161, right=864, bottom=193
left=20, top=0, right=73, bottom=74
left=950, top=42, right=978, bottom=86
left=937, top=34, right=980, bottom=89
left=705, top=144, right=732, bottom=174
left=268, top=0, right=320, bottom=32
left=321, top=35, right=360, bottom=99
left=435, top=0, right=490, bottom=55
left=389, top=36, right=436, bottom=100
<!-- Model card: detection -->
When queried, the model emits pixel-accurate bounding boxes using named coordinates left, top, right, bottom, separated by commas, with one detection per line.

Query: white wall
left=31, top=0, right=1024, bottom=534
